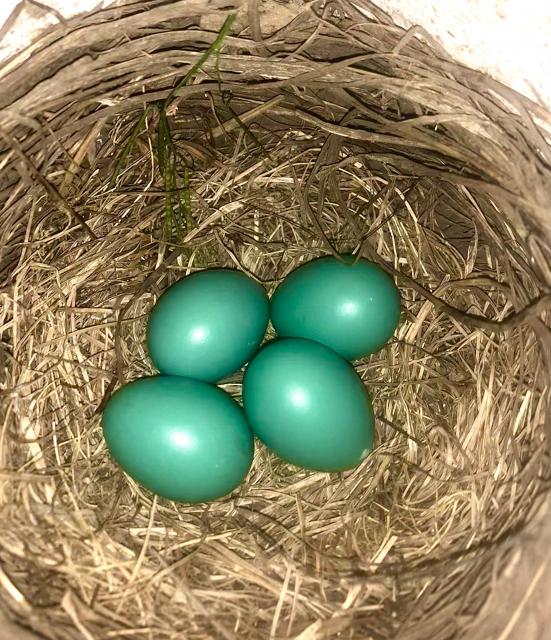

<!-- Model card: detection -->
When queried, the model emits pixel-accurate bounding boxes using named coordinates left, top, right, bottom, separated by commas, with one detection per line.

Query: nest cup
left=1, top=1, right=550, bottom=638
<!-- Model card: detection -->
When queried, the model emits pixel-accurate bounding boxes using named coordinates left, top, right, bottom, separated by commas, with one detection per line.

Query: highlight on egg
left=242, top=337, right=374, bottom=472
left=270, top=255, right=401, bottom=360
left=147, top=269, right=269, bottom=382
left=102, top=376, right=255, bottom=502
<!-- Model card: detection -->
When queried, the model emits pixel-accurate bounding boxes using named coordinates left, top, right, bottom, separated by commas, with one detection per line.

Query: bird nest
left=0, top=1, right=550, bottom=639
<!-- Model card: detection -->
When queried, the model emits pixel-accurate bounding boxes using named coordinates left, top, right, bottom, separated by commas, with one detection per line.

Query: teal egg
left=242, top=338, right=374, bottom=471
left=271, top=255, right=401, bottom=360
left=147, top=269, right=269, bottom=382
left=102, top=376, right=254, bottom=502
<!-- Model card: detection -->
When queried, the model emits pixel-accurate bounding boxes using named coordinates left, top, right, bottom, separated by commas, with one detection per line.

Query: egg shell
left=102, top=376, right=254, bottom=502
left=270, top=255, right=401, bottom=360
left=147, top=269, right=269, bottom=382
left=242, top=338, right=374, bottom=472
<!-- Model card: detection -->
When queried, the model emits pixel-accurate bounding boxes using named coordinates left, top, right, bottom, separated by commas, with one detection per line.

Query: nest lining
left=0, top=1, right=550, bottom=639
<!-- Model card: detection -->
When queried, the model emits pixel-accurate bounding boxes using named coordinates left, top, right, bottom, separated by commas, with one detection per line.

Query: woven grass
left=0, top=1, right=550, bottom=638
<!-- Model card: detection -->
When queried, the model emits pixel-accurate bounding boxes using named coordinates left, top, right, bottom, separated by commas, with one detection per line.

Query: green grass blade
left=162, top=13, right=236, bottom=110
left=163, top=152, right=176, bottom=237
left=157, top=106, right=171, bottom=176
left=109, top=106, right=150, bottom=187
left=182, top=166, right=192, bottom=231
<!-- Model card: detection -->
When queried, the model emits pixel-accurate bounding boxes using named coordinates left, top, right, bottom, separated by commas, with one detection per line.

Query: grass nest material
left=1, top=1, right=550, bottom=639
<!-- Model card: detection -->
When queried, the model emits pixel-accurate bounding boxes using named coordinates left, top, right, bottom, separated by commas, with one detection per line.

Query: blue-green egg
left=242, top=338, right=374, bottom=472
left=147, top=269, right=269, bottom=382
left=102, top=376, right=254, bottom=502
left=271, top=255, right=401, bottom=360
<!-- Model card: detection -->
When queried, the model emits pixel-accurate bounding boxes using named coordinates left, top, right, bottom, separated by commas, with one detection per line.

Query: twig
left=373, top=251, right=551, bottom=334
left=207, top=95, right=285, bottom=140
left=0, top=127, right=97, bottom=239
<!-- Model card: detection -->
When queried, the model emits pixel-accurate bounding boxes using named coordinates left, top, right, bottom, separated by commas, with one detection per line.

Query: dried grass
left=0, top=1, right=550, bottom=639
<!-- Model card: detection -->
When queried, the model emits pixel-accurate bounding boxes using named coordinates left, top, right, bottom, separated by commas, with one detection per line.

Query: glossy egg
left=147, top=269, right=269, bottom=382
left=102, top=376, right=254, bottom=502
left=242, top=338, right=374, bottom=471
left=271, top=255, right=401, bottom=360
